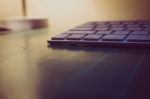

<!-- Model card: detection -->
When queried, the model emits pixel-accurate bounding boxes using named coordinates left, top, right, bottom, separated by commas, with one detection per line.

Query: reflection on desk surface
left=0, top=28, right=150, bottom=99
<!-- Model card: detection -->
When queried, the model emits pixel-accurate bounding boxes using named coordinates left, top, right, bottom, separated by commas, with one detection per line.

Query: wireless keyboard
left=48, top=20, right=150, bottom=48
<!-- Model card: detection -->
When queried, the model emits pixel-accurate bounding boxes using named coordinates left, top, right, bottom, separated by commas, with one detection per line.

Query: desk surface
left=0, top=28, right=150, bottom=99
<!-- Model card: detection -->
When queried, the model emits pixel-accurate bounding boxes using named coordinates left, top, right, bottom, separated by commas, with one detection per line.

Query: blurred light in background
left=0, top=0, right=150, bottom=34
left=26, top=0, right=150, bottom=34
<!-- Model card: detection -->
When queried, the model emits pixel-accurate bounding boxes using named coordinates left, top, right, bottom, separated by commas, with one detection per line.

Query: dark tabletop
left=0, top=28, right=150, bottom=99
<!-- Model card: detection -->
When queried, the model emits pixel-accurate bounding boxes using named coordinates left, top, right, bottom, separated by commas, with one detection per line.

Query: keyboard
left=48, top=20, right=150, bottom=48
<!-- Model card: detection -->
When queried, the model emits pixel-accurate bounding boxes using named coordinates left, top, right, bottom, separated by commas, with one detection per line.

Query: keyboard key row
left=62, top=30, right=150, bottom=35
left=70, top=27, right=93, bottom=31
left=70, top=26, right=150, bottom=31
left=52, top=33, right=150, bottom=42
left=64, top=31, right=96, bottom=34
left=75, top=23, right=150, bottom=30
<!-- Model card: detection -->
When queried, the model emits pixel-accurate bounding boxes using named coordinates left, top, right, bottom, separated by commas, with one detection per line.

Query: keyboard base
left=48, top=40, right=150, bottom=48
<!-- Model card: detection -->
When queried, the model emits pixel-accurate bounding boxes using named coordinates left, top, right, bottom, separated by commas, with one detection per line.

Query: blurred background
left=0, top=0, right=150, bottom=33
left=0, top=1, right=150, bottom=99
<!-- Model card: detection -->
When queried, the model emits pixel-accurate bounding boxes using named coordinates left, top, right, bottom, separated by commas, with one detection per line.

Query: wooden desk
left=0, top=28, right=150, bottom=99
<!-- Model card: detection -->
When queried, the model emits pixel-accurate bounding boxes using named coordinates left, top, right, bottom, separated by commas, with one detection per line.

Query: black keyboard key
left=52, top=34, right=70, bottom=40
left=127, top=27, right=142, bottom=31
left=84, top=34, right=102, bottom=41
left=97, top=24, right=110, bottom=28
left=66, top=34, right=86, bottom=40
left=65, top=31, right=96, bottom=34
left=113, top=31, right=130, bottom=35
left=122, top=21, right=136, bottom=25
left=131, top=31, right=149, bottom=35
left=70, top=27, right=93, bottom=31
left=142, top=25, right=150, bottom=28
left=102, top=34, right=126, bottom=41
left=110, top=27, right=124, bottom=31
left=127, top=35, right=150, bottom=42
left=111, top=24, right=124, bottom=28
left=137, top=21, right=150, bottom=24
left=126, top=24, right=140, bottom=27
left=109, top=21, right=121, bottom=25
left=96, top=31, right=112, bottom=35
left=144, top=28, right=150, bottom=31
left=95, top=27, right=108, bottom=31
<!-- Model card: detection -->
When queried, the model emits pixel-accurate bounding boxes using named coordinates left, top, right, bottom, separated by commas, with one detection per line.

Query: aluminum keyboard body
left=48, top=21, right=150, bottom=48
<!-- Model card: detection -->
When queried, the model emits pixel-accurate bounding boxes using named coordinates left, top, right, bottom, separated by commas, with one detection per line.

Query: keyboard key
left=70, top=27, right=93, bottom=31
left=96, top=31, right=112, bottom=34
left=127, top=35, right=150, bottom=42
left=66, top=34, right=86, bottom=40
left=97, top=24, right=110, bottom=28
left=111, top=24, right=124, bottom=28
left=131, top=31, right=149, bottom=35
left=65, top=31, right=96, bottom=34
left=142, top=25, right=150, bottom=28
left=102, top=34, right=126, bottom=41
left=95, top=27, right=108, bottom=31
left=109, top=21, right=121, bottom=25
left=137, top=21, right=150, bottom=24
left=122, top=21, right=136, bottom=25
left=127, top=27, right=142, bottom=31
left=113, top=31, right=130, bottom=35
left=110, top=27, right=124, bottom=31
left=84, top=34, right=102, bottom=41
left=144, top=28, right=150, bottom=31
left=126, top=24, right=140, bottom=27
left=51, top=34, right=70, bottom=40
